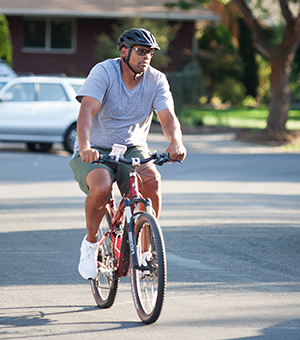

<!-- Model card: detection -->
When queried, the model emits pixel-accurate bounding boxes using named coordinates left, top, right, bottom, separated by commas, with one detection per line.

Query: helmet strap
left=123, top=47, right=142, bottom=80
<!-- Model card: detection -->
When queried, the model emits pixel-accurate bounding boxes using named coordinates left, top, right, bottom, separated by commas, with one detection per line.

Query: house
left=0, top=0, right=219, bottom=76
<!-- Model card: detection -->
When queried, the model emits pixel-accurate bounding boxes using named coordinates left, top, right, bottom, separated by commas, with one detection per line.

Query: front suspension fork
left=125, top=197, right=152, bottom=270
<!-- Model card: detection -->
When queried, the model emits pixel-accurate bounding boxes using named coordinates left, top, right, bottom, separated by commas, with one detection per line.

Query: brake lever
left=154, top=153, right=182, bottom=166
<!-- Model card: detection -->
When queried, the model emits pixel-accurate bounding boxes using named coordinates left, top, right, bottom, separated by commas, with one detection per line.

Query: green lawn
left=179, top=107, right=300, bottom=130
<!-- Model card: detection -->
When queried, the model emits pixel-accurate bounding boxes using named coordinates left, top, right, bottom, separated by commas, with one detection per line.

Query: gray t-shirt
left=74, top=58, right=174, bottom=151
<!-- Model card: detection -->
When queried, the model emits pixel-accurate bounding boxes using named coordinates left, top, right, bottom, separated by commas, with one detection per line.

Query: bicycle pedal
left=98, top=263, right=111, bottom=276
left=140, top=270, right=151, bottom=278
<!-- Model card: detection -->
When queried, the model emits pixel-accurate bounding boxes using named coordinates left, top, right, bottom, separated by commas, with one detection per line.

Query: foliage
left=0, top=14, right=13, bottom=66
left=242, top=95, right=257, bottom=108
left=199, top=23, right=235, bottom=52
left=215, top=77, right=246, bottom=105
left=164, top=0, right=300, bottom=133
left=165, top=0, right=207, bottom=10
left=197, top=24, right=244, bottom=104
left=165, top=0, right=232, bottom=9
left=238, top=16, right=259, bottom=98
left=290, top=45, right=300, bottom=101
left=94, top=33, right=119, bottom=61
left=166, top=61, right=205, bottom=116
left=94, top=18, right=181, bottom=70
left=255, top=54, right=271, bottom=104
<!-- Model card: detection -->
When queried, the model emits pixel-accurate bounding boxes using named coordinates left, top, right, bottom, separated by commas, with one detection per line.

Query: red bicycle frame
left=100, top=170, right=152, bottom=277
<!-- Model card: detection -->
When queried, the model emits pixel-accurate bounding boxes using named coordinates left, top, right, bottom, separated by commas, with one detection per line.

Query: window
left=51, top=20, right=72, bottom=49
left=23, top=19, right=76, bottom=53
left=38, top=83, right=68, bottom=101
left=0, top=82, right=7, bottom=90
left=5, top=83, right=35, bottom=102
left=24, top=20, right=46, bottom=48
left=70, top=83, right=82, bottom=94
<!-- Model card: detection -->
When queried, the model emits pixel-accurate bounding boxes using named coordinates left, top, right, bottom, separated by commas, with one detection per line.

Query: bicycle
left=89, top=144, right=181, bottom=324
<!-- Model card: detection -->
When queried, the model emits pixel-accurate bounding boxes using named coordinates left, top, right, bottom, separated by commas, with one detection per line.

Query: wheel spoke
left=130, top=212, right=166, bottom=323
left=90, top=211, right=119, bottom=308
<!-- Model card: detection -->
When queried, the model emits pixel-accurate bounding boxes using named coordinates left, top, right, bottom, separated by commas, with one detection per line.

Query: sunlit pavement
left=0, top=133, right=299, bottom=339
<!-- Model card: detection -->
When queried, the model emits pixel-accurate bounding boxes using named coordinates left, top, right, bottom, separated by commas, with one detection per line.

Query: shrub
left=197, top=24, right=244, bottom=103
left=0, top=14, right=13, bottom=66
left=214, top=77, right=246, bottom=106
left=166, top=62, right=205, bottom=117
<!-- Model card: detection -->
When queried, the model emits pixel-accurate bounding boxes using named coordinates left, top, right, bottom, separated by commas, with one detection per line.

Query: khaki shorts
left=69, top=146, right=151, bottom=195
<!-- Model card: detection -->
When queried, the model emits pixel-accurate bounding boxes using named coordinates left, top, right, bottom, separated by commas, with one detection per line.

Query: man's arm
left=157, top=108, right=186, bottom=161
left=77, top=96, right=102, bottom=163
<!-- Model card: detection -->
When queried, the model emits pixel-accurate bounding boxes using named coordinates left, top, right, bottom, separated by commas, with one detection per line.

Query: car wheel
left=26, top=142, right=53, bottom=153
left=63, top=123, right=77, bottom=154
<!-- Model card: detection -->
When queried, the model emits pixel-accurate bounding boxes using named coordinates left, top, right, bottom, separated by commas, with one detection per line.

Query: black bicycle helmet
left=117, top=28, right=160, bottom=51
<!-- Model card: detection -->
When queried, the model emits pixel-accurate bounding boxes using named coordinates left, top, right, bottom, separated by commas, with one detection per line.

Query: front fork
left=122, top=197, right=152, bottom=271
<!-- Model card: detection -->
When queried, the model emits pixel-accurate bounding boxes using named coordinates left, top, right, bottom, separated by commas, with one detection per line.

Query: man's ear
left=120, top=46, right=127, bottom=58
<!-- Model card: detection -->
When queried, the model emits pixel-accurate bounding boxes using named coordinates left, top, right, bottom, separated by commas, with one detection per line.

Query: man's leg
left=138, top=163, right=162, bottom=218
left=78, top=168, right=113, bottom=279
left=85, top=168, right=113, bottom=243
left=137, top=164, right=161, bottom=266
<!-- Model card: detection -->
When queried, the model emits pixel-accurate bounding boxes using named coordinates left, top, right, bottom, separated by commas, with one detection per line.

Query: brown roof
left=0, top=0, right=219, bottom=21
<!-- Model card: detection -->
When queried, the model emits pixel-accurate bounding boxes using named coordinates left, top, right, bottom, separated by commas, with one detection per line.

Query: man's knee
left=89, top=182, right=111, bottom=206
left=86, top=169, right=112, bottom=207
left=141, top=168, right=161, bottom=194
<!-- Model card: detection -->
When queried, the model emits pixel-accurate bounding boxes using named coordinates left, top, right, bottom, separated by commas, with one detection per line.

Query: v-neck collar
left=119, top=61, right=143, bottom=92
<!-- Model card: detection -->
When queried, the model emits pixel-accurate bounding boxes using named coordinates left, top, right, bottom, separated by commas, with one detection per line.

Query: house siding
left=7, top=15, right=196, bottom=76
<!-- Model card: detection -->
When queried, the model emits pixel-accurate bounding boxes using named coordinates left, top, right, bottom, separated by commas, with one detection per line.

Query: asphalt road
left=0, top=133, right=300, bottom=340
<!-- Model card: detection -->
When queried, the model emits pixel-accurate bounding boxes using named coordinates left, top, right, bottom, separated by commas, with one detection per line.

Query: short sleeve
left=76, top=63, right=109, bottom=104
left=152, top=74, right=174, bottom=114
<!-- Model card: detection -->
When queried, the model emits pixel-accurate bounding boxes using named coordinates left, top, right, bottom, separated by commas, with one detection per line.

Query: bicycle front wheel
left=130, top=212, right=167, bottom=324
left=90, top=211, right=119, bottom=308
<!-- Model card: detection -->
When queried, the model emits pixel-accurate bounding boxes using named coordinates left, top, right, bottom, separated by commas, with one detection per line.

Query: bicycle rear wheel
left=90, top=211, right=119, bottom=308
left=130, top=212, right=167, bottom=324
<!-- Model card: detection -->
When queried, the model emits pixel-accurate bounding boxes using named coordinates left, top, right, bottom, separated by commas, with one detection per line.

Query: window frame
left=22, top=18, right=77, bottom=54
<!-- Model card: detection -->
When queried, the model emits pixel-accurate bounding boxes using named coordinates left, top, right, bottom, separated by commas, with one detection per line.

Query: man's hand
left=166, top=142, right=187, bottom=162
left=157, top=108, right=187, bottom=162
left=79, top=148, right=100, bottom=163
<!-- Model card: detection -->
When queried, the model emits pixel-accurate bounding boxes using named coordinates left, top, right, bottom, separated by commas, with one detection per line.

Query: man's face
left=122, top=45, right=155, bottom=73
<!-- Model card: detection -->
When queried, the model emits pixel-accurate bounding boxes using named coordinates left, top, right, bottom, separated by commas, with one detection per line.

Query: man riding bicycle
left=69, top=28, right=186, bottom=280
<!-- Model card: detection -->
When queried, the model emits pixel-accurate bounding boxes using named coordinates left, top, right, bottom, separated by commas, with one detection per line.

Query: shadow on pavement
left=226, top=319, right=300, bottom=340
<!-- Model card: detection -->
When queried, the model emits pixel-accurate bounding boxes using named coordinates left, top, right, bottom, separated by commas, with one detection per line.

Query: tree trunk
left=267, top=52, right=292, bottom=131
left=233, top=0, right=300, bottom=135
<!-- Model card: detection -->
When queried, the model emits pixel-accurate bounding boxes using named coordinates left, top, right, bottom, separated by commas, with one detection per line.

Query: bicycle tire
left=130, top=212, right=167, bottom=323
left=90, top=211, right=119, bottom=308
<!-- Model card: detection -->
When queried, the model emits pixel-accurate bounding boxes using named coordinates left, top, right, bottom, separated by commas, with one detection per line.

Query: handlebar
left=91, top=152, right=182, bottom=167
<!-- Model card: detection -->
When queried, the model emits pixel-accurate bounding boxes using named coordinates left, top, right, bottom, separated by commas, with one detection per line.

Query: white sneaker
left=140, top=251, right=151, bottom=276
left=78, top=236, right=99, bottom=280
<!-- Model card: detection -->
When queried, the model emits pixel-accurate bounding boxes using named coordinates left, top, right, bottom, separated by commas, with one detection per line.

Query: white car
left=0, top=59, right=17, bottom=77
left=0, top=59, right=17, bottom=89
left=0, top=75, right=84, bottom=153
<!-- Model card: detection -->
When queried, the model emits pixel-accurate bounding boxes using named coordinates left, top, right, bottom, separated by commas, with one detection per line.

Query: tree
left=197, top=24, right=245, bottom=104
left=0, top=14, right=13, bottom=66
left=289, top=33, right=300, bottom=101
left=238, top=16, right=259, bottom=98
left=165, top=0, right=300, bottom=134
